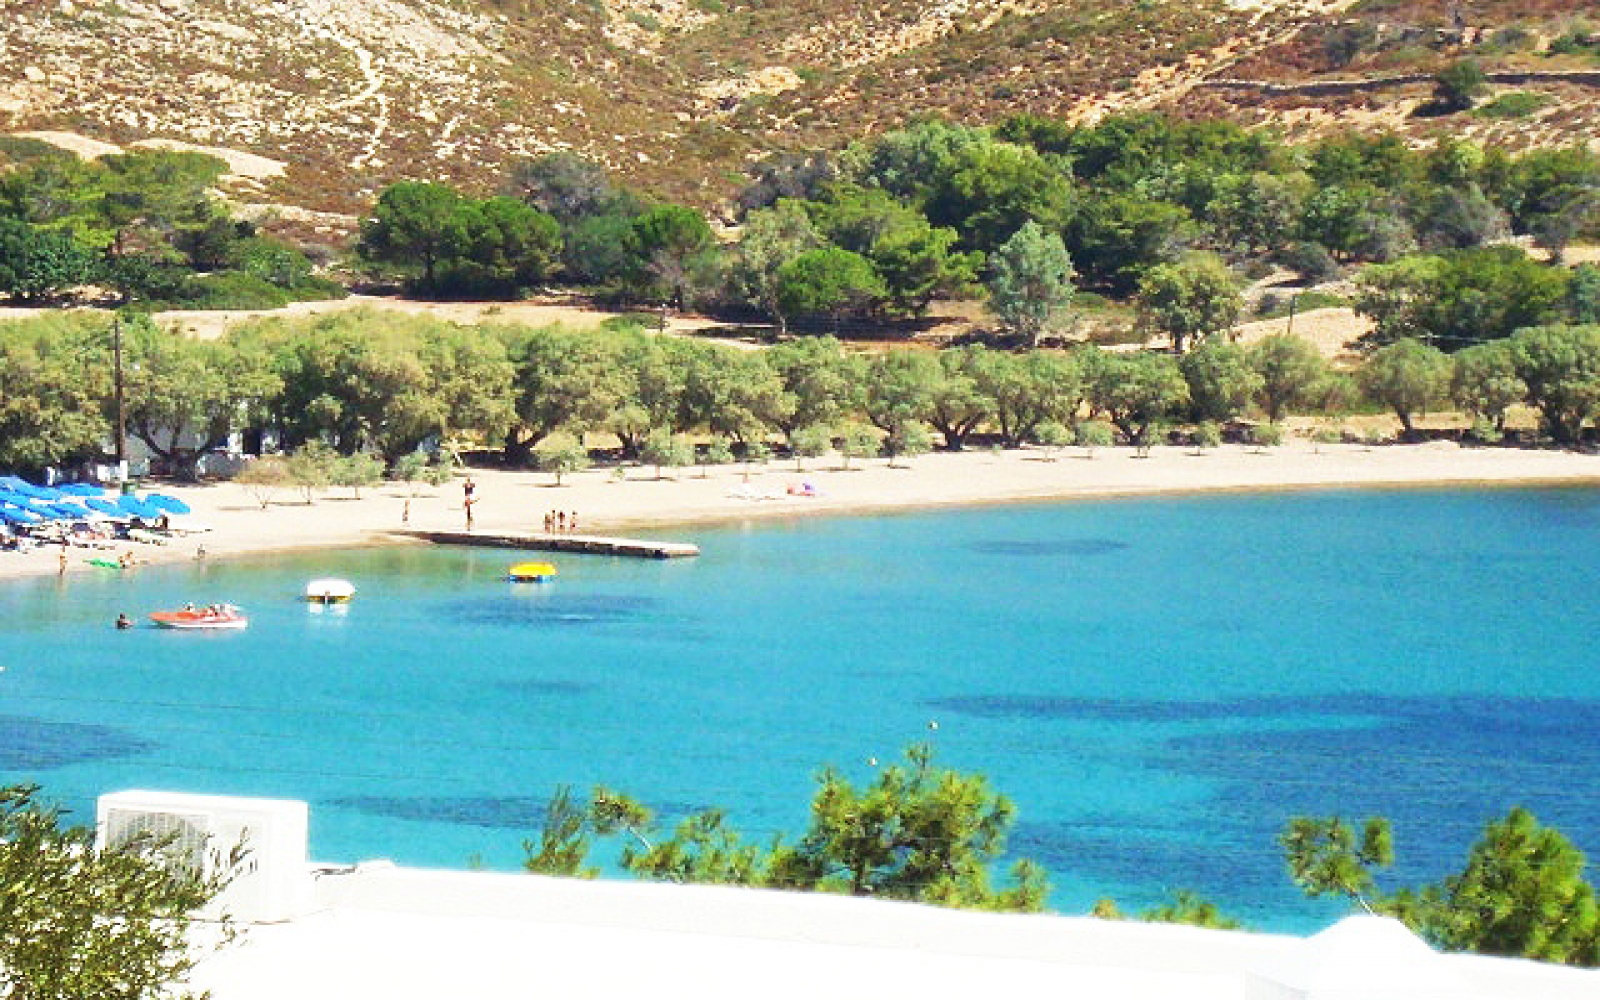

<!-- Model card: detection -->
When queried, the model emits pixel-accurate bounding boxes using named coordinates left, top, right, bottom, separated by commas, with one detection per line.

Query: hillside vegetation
left=3, top=0, right=1597, bottom=220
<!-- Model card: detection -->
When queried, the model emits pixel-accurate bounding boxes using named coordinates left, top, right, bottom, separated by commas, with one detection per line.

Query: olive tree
left=1358, top=338, right=1450, bottom=439
left=986, top=221, right=1075, bottom=347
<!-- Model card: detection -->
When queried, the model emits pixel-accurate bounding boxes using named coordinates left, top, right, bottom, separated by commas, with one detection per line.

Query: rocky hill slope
left=2, top=0, right=1597, bottom=222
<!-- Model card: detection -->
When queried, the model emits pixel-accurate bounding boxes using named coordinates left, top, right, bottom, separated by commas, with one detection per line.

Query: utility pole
left=112, top=315, right=128, bottom=485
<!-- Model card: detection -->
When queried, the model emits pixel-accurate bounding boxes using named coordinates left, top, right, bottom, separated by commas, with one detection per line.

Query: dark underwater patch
left=929, top=692, right=1600, bottom=923
left=441, top=593, right=662, bottom=628
left=332, top=795, right=551, bottom=831
left=924, top=694, right=1312, bottom=723
left=332, top=793, right=718, bottom=832
left=495, top=679, right=591, bottom=697
left=968, top=539, right=1130, bottom=558
left=0, top=715, right=157, bottom=770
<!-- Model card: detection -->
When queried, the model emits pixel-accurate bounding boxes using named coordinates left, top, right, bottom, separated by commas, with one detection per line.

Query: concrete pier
left=395, top=530, right=699, bottom=559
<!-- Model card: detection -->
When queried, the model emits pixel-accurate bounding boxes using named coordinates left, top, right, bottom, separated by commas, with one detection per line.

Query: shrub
left=1473, top=92, right=1552, bottom=120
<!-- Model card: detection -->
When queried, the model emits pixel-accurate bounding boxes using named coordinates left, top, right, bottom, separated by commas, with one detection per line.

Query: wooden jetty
left=396, top=530, right=699, bottom=559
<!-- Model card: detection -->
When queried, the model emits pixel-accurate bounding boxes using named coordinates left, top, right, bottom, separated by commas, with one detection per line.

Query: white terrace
left=97, top=791, right=1600, bottom=1000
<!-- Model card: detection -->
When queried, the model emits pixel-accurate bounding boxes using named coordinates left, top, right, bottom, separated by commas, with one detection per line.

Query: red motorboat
left=148, top=604, right=248, bottom=630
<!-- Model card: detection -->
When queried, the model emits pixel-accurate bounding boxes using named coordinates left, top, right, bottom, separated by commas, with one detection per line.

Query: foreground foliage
left=523, top=744, right=1049, bottom=913
left=0, top=785, right=235, bottom=1000
left=1283, top=809, right=1600, bottom=966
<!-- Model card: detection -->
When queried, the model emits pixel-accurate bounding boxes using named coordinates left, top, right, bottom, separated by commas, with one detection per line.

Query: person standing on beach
left=463, top=477, right=477, bottom=531
left=58, top=547, right=67, bottom=575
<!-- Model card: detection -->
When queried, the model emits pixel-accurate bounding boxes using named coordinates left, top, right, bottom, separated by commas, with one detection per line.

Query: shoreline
left=4, top=440, right=1598, bottom=582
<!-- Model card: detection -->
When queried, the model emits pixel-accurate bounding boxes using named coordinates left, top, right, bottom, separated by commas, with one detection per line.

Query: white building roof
left=187, top=863, right=1600, bottom=1000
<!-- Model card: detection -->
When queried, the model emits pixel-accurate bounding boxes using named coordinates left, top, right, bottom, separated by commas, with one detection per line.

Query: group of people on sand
left=542, top=510, right=579, bottom=534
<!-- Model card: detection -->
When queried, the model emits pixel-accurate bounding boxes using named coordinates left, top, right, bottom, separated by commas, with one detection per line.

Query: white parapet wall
left=96, top=790, right=315, bottom=924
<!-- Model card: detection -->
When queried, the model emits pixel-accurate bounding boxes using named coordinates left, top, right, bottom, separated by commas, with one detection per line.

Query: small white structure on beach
left=97, top=791, right=1599, bottom=1000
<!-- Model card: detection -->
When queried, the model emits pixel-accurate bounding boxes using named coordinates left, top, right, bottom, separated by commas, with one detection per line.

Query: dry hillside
left=2, top=0, right=1597, bottom=225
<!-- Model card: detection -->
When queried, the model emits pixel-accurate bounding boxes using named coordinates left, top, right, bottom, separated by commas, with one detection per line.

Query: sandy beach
left=6, top=440, right=1599, bottom=582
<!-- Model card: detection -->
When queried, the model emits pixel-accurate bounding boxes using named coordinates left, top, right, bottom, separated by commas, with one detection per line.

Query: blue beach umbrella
left=4, top=499, right=55, bottom=519
left=1, top=479, right=62, bottom=502
left=0, top=505, right=41, bottom=524
left=146, top=494, right=192, bottom=515
left=57, top=483, right=109, bottom=498
left=85, top=497, right=125, bottom=517
left=116, top=495, right=164, bottom=520
left=46, top=502, right=90, bottom=520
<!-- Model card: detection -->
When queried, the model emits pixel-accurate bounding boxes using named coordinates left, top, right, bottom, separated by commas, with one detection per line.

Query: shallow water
left=2, top=486, right=1598, bottom=930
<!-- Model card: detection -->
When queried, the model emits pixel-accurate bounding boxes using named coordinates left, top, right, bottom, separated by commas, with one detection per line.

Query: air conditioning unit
left=97, top=790, right=315, bottom=924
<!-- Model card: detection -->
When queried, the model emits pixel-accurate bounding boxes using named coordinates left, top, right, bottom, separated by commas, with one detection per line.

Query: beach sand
left=7, top=441, right=1599, bottom=582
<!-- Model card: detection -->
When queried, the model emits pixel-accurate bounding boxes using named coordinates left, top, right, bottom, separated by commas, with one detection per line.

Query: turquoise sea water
left=2, top=487, right=1598, bottom=930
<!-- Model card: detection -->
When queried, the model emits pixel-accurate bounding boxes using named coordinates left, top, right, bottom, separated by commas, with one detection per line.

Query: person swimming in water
left=115, top=613, right=132, bottom=630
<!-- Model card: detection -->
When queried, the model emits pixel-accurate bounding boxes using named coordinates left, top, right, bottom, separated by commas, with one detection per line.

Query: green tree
left=1250, top=333, right=1329, bottom=423
left=522, top=744, right=1047, bottom=912
left=789, top=424, right=832, bottom=471
left=883, top=420, right=933, bottom=468
left=1086, top=350, right=1189, bottom=446
left=455, top=196, right=562, bottom=291
left=1180, top=339, right=1261, bottom=424
left=678, top=346, right=785, bottom=445
left=533, top=430, right=591, bottom=486
left=0, top=313, right=111, bottom=474
left=806, top=185, right=977, bottom=317
left=1286, top=808, right=1600, bottom=966
left=863, top=351, right=937, bottom=438
left=1033, top=420, right=1072, bottom=460
left=843, top=117, right=987, bottom=203
left=1141, top=890, right=1242, bottom=930
left=1506, top=324, right=1600, bottom=444
left=726, top=199, right=823, bottom=334
left=0, top=784, right=236, bottom=1000
left=1432, top=59, right=1488, bottom=113
left=925, top=139, right=1075, bottom=255
left=986, top=221, right=1076, bottom=347
left=775, top=246, right=885, bottom=332
left=837, top=421, right=879, bottom=470
left=640, top=428, right=694, bottom=479
left=1281, top=815, right=1394, bottom=909
left=1205, top=171, right=1309, bottom=255
left=767, top=744, right=1047, bottom=910
left=357, top=181, right=468, bottom=292
left=1065, top=191, right=1193, bottom=295
left=926, top=345, right=994, bottom=450
left=1135, top=255, right=1242, bottom=353
left=766, top=336, right=862, bottom=444
left=1355, top=246, right=1567, bottom=349
left=522, top=785, right=599, bottom=878
left=234, top=455, right=290, bottom=509
left=286, top=440, right=339, bottom=503
left=1570, top=264, right=1600, bottom=325
left=1074, top=418, right=1115, bottom=458
left=972, top=349, right=1080, bottom=448
left=507, top=152, right=630, bottom=225
left=0, top=219, right=96, bottom=303
left=1401, top=807, right=1600, bottom=964
left=628, top=204, right=717, bottom=309
left=332, top=451, right=384, bottom=498
left=1359, top=338, right=1451, bottom=438
left=122, top=316, right=282, bottom=480
left=701, top=437, right=735, bottom=476
left=96, top=149, right=227, bottom=259
left=504, top=326, right=627, bottom=463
